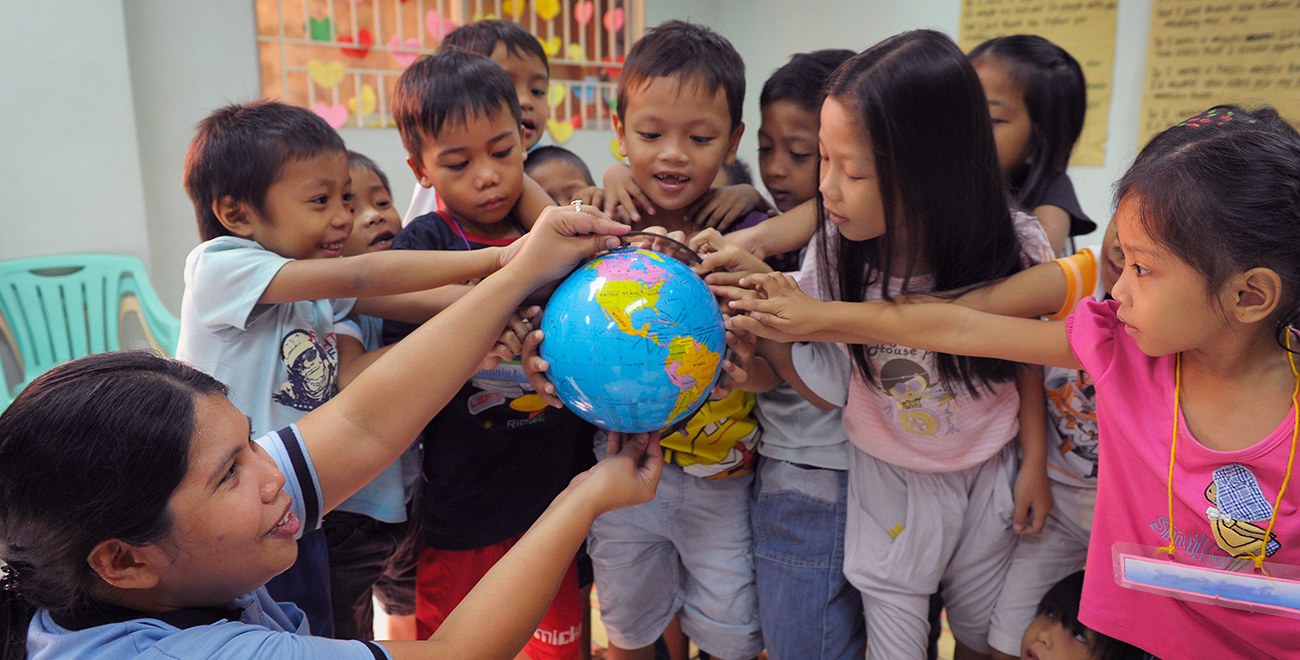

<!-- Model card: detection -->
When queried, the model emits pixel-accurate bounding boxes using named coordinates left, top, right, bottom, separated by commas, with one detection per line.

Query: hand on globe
left=520, top=327, right=564, bottom=409
left=479, top=306, right=540, bottom=370
left=500, top=204, right=628, bottom=289
left=567, top=430, right=664, bottom=515
left=726, top=271, right=827, bottom=342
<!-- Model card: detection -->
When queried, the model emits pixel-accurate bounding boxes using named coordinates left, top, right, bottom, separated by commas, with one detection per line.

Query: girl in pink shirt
left=732, top=105, right=1300, bottom=658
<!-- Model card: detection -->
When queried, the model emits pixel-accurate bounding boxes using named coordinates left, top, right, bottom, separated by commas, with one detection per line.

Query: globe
left=540, top=246, right=726, bottom=433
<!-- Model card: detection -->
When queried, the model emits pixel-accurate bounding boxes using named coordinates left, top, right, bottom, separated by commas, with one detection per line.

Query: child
left=1020, top=572, right=1143, bottom=660
left=176, top=100, right=526, bottom=636
left=730, top=105, right=1300, bottom=658
left=715, top=31, right=1057, bottom=659
left=322, top=151, right=421, bottom=641
left=404, top=19, right=551, bottom=224
left=969, top=35, right=1095, bottom=255
left=524, top=145, right=599, bottom=206
left=0, top=207, right=657, bottom=660
left=388, top=50, right=598, bottom=660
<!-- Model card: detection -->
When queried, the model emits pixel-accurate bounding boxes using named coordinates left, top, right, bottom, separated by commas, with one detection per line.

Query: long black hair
left=969, top=35, right=1087, bottom=223
left=819, top=30, right=1027, bottom=395
left=1118, top=105, right=1300, bottom=353
left=0, top=352, right=226, bottom=659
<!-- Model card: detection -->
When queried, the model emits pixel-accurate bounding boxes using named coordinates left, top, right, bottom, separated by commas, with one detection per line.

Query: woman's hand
left=501, top=204, right=627, bottom=288
left=570, top=431, right=664, bottom=515
left=725, top=272, right=826, bottom=342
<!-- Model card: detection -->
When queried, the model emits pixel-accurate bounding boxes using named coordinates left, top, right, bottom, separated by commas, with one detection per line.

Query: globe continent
left=540, top=247, right=725, bottom=432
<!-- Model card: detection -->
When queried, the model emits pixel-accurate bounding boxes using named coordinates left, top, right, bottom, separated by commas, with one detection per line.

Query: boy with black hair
left=404, top=19, right=552, bottom=223
left=177, top=100, right=527, bottom=636
left=1021, top=572, right=1144, bottom=660
left=387, top=51, right=596, bottom=660
left=525, top=145, right=598, bottom=205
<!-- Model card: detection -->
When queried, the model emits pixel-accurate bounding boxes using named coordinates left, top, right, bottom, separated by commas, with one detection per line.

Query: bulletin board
left=958, top=0, right=1119, bottom=167
left=1139, top=0, right=1300, bottom=148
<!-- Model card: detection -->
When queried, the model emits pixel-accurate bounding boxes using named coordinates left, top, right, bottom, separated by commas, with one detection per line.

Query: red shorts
left=416, top=535, right=582, bottom=660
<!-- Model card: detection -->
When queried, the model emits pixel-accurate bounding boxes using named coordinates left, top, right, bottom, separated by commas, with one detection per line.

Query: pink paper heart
left=574, top=1, right=594, bottom=25
left=425, top=10, right=457, bottom=40
left=603, top=7, right=624, bottom=33
left=313, top=101, right=349, bottom=129
left=388, top=35, right=421, bottom=66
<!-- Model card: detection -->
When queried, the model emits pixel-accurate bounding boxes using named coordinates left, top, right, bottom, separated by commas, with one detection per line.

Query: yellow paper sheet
left=1140, top=0, right=1300, bottom=149
left=959, top=0, right=1119, bottom=167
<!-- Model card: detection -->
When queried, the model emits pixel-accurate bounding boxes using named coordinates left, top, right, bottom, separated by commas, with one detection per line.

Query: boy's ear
left=86, top=539, right=164, bottom=591
left=1228, top=267, right=1282, bottom=324
left=213, top=196, right=257, bottom=238
left=407, top=157, right=435, bottom=189
left=723, top=122, right=745, bottom=165
left=612, top=113, right=629, bottom=158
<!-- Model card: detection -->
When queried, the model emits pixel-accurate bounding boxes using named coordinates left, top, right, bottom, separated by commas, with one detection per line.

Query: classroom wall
left=2, top=0, right=1159, bottom=312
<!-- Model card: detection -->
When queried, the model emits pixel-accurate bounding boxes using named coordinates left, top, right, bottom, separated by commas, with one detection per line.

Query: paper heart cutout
left=547, top=119, right=574, bottom=144
left=538, top=35, right=561, bottom=59
left=574, top=1, right=594, bottom=25
left=547, top=82, right=567, bottom=108
left=425, top=10, right=457, bottom=40
left=308, top=59, right=345, bottom=88
left=387, top=35, right=421, bottom=67
left=471, top=12, right=497, bottom=22
left=313, top=102, right=349, bottom=129
left=570, top=114, right=583, bottom=130
left=600, top=54, right=624, bottom=79
left=603, top=7, right=625, bottom=33
left=610, top=138, right=625, bottom=160
left=308, top=16, right=332, bottom=41
left=502, top=0, right=522, bottom=17
left=567, top=43, right=585, bottom=62
left=347, top=83, right=377, bottom=116
left=536, top=0, right=562, bottom=21
left=338, top=28, right=373, bottom=59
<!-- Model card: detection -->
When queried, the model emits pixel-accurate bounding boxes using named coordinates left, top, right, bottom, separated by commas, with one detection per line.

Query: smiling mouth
left=369, top=230, right=395, bottom=246
left=266, top=506, right=298, bottom=537
left=320, top=240, right=343, bottom=252
left=655, top=173, right=689, bottom=186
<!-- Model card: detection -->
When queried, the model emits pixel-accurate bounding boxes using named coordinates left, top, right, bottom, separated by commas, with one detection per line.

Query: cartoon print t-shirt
left=177, top=236, right=354, bottom=434
left=798, top=212, right=1054, bottom=472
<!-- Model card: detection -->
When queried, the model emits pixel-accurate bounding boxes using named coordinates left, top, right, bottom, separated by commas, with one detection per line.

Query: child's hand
left=569, top=431, right=664, bottom=515
left=686, top=184, right=770, bottom=231
left=479, top=306, right=540, bottom=370
left=725, top=272, right=825, bottom=342
left=521, top=327, right=564, bottom=408
left=1013, top=459, right=1053, bottom=535
left=571, top=185, right=606, bottom=210
left=502, top=204, right=628, bottom=288
left=710, top=329, right=757, bottom=399
left=602, top=163, right=654, bottom=225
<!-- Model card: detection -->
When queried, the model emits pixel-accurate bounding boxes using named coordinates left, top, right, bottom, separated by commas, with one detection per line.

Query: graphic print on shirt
left=1045, top=368, right=1099, bottom=478
left=1204, top=463, right=1282, bottom=571
left=273, top=329, right=338, bottom=411
left=879, top=357, right=955, bottom=435
left=465, top=361, right=549, bottom=428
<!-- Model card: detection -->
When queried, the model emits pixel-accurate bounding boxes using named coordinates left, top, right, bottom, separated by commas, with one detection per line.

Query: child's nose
left=659, top=136, right=688, bottom=162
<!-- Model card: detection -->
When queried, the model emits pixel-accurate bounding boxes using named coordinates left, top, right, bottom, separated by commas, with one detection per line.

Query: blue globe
left=541, top=247, right=726, bottom=433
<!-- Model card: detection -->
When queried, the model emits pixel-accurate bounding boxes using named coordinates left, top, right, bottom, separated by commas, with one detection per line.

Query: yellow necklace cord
left=1161, top=353, right=1183, bottom=557
left=1252, top=332, right=1300, bottom=572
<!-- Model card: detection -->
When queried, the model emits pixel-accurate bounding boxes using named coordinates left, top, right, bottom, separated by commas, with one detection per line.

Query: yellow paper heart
left=307, top=59, right=345, bottom=88
left=471, top=12, right=497, bottom=22
left=547, top=119, right=575, bottom=144
left=538, top=35, right=561, bottom=59
left=536, top=0, right=561, bottom=21
left=547, top=83, right=567, bottom=108
left=611, top=138, right=625, bottom=160
left=347, top=83, right=377, bottom=117
left=567, top=43, right=585, bottom=62
left=502, top=0, right=522, bottom=17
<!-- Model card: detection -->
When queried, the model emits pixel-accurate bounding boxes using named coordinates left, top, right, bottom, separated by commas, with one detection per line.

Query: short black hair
left=183, top=100, right=345, bottom=242
left=617, top=20, right=745, bottom=131
left=1036, top=572, right=1145, bottom=660
left=720, top=159, right=752, bottom=186
left=392, top=50, right=522, bottom=166
left=436, top=19, right=549, bottom=72
left=760, top=49, right=855, bottom=113
left=524, top=145, right=594, bottom=185
left=346, top=150, right=391, bottom=195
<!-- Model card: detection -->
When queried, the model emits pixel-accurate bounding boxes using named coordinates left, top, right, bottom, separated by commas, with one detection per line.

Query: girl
left=0, top=208, right=662, bottom=660
left=726, top=29, right=1055, bottom=660
left=969, top=35, right=1095, bottom=256
left=731, top=106, right=1300, bottom=658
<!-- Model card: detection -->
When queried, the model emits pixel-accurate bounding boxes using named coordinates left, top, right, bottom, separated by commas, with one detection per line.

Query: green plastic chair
left=0, top=254, right=180, bottom=408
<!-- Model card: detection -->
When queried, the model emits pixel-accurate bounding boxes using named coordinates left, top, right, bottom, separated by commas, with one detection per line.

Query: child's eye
left=532, top=88, right=546, bottom=97
left=690, top=135, right=715, bottom=145
left=376, top=198, right=391, bottom=208
left=1131, top=263, right=1150, bottom=276
left=1072, top=630, right=1089, bottom=644
left=791, top=152, right=813, bottom=162
left=493, top=147, right=514, bottom=159
left=446, top=161, right=469, bottom=172
left=311, top=195, right=329, bottom=205
left=637, top=132, right=660, bottom=141
left=342, top=192, right=354, bottom=203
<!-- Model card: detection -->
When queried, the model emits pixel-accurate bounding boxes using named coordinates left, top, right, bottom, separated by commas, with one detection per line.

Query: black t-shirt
left=385, top=212, right=597, bottom=550
left=1023, top=171, right=1096, bottom=238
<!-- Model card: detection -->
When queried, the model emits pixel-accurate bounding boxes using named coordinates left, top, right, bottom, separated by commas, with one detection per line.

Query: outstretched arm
left=260, top=248, right=503, bottom=306
left=723, top=198, right=818, bottom=258
left=728, top=272, right=1080, bottom=370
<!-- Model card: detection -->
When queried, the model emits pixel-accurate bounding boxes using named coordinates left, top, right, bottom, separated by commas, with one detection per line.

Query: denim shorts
left=750, top=456, right=865, bottom=660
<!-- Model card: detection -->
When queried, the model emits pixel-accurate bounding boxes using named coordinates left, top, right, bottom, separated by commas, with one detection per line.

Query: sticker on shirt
left=1045, top=368, right=1099, bottom=478
left=879, top=358, right=955, bottom=435
left=466, top=361, right=549, bottom=426
left=273, top=329, right=338, bottom=412
left=1205, top=463, right=1282, bottom=571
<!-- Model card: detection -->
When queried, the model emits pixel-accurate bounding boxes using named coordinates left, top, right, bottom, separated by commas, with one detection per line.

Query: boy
left=1020, top=572, right=1143, bottom=660
left=524, top=145, right=598, bottom=205
left=177, top=100, right=518, bottom=636
left=404, top=19, right=551, bottom=223
left=589, top=21, right=765, bottom=660
left=388, top=51, right=596, bottom=660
